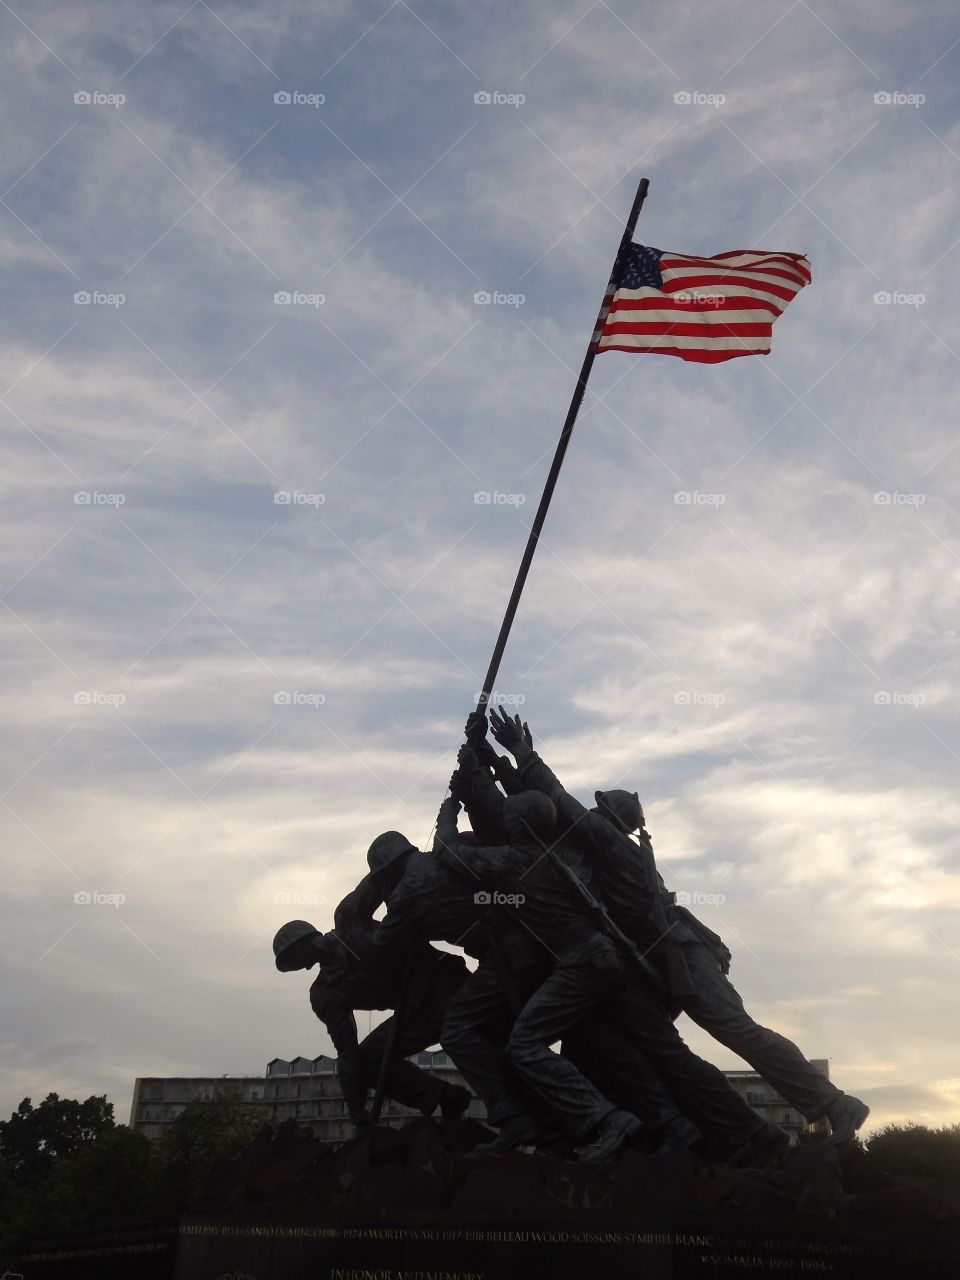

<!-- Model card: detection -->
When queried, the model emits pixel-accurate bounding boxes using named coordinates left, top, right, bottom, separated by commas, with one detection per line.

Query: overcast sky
left=2, top=1, right=959, bottom=1137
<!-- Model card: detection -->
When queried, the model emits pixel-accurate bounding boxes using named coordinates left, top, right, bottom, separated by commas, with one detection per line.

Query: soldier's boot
left=474, top=1111, right=542, bottom=1155
left=439, top=1083, right=472, bottom=1126
left=582, top=1109, right=643, bottom=1163
left=823, top=1093, right=870, bottom=1146
left=652, top=1114, right=702, bottom=1156
left=735, top=1121, right=791, bottom=1171
left=535, top=1127, right=577, bottom=1160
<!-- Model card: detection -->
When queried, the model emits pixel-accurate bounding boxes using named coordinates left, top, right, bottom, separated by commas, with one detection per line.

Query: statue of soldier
left=353, top=776, right=559, bottom=1153
left=439, top=747, right=581, bottom=1154
left=433, top=787, right=787, bottom=1166
left=486, top=706, right=870, bottom=1146
left=272, top=833, right=470, bottom=1132
left=448, top=732, right=701, bottom=1155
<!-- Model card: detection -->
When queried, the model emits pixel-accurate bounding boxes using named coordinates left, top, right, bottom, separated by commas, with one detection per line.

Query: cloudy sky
left=2, top=0, right=959, bottom=1137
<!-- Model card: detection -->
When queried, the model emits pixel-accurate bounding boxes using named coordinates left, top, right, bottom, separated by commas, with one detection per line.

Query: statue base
left=19, top=1206, right=960, bottom=1279
left=18, top=1121, right=960, bottom=1278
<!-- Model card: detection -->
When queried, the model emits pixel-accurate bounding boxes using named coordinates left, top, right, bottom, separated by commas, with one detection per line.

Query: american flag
left=593, top=243, right=811, bottom=364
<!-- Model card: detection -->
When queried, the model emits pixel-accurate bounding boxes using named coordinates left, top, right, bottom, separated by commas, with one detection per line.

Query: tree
left=865, top=1123, right=960, bottom=1188
left=0, top=1090, right=265, bottom=1265
left=0, top=1093, right=115, bottom=1178
left=151, top=1092, right=263, bottom=1210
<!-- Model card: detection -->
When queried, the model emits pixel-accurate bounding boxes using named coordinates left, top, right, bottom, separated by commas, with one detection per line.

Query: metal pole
left=475, top=177, right=650, bottom=712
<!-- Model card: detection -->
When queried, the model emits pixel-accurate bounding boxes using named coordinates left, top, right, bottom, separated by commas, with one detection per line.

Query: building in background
left=130, top=1051, right=483, bottom=1145
left=723, top=1060, right=832, bottom=1141
left=130, top=1053, right=831, bottom=1145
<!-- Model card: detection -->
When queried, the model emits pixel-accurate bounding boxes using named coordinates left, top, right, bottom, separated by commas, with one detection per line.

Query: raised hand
left=489, top=705, right=526, bottom=752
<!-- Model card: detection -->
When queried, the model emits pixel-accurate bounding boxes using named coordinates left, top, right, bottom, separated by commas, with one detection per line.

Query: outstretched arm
left=451, top=740, right=509, bottom=841
left=465, top=709, right=525, bottom=797
left=489, top=707, right=588, bottom=826
left=432, top=793, right=462, bottom=857
left=334, top=874, right=387, bottom=941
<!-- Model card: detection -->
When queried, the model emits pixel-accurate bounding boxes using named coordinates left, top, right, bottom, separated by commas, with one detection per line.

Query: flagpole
left=475, top=176, right=650, bottom=712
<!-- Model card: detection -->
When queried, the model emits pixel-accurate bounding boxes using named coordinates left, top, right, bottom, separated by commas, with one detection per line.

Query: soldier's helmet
left=366, top=831, right=417, bottom=875
left=503, top=790, right=557, bottom=843
left=273, top=919, right=320, bottom=972
left=595, top=788, right=643, bottom=833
